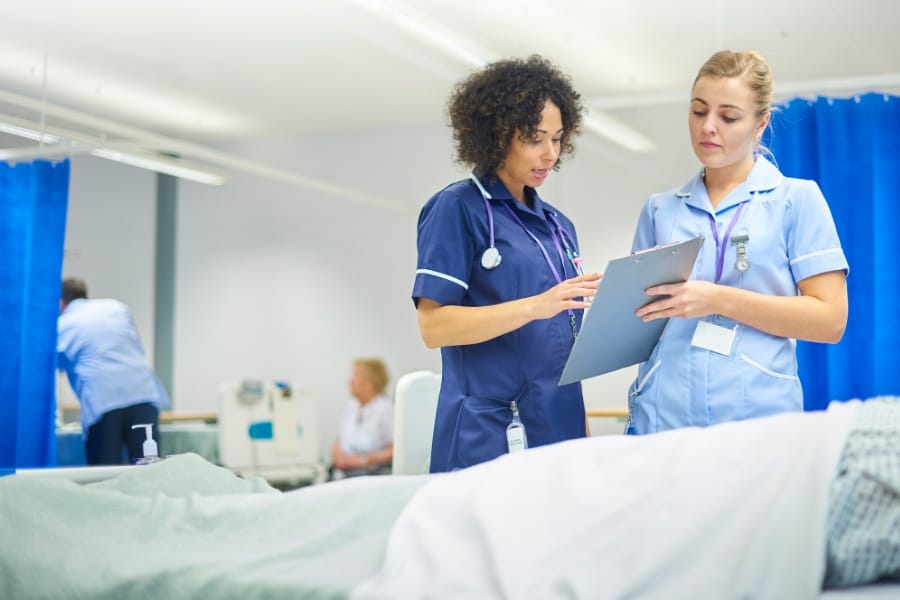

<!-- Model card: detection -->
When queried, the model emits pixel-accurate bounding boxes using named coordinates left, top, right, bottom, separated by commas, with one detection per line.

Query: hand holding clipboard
left=558, top=237, right=704, bottom=385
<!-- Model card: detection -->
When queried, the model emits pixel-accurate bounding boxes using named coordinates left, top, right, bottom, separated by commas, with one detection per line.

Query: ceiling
left=1, top=0, right=899, bottom=185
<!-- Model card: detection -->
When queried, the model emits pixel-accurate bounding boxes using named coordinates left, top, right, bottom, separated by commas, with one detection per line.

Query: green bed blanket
left=0, top=453, right=426, bottom=599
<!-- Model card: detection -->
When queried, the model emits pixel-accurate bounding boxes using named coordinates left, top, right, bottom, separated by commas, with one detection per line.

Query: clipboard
left=558, top=236, right=704, bottom=385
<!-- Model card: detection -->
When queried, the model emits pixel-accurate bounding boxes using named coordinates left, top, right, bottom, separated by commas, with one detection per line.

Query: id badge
left=507, top=424, right=527, bottom=453
left=691, top=320, right=737, bottom=356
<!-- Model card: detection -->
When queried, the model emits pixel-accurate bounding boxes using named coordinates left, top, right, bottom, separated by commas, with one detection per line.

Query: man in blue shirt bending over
left=57, top=278, right=170, bottom=465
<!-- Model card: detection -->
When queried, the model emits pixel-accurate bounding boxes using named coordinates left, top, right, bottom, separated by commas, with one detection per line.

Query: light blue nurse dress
left=412, top=173, right=587, bottom=472
left=627, top=157, right=849, bottom=434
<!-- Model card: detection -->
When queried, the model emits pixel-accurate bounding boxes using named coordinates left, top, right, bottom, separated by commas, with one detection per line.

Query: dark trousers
left=85, top=402, right=160, bottom=465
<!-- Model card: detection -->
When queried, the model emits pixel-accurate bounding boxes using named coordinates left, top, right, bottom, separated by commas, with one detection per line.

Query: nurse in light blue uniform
left=627, top=50, right=849, bottom=435
left=412, top=56, right=599, bottom=472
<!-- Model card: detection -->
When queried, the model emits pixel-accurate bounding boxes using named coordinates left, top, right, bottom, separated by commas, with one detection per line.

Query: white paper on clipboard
left=558, top=236, right=704, bottom=385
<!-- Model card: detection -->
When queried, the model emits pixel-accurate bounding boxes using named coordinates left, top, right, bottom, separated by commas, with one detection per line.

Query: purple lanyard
left=708, top=203, right=745, bottom=283
left=547, top=213, right=584, bottom=276
left=501, top=203, right=568, bottom=283
left=502, top=203, right=578, bottom=337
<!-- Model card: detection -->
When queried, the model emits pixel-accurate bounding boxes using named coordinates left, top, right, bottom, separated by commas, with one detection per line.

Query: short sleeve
left=412, top=189, right=476, bottom=307
left=787, top=180, right=849, bottom=282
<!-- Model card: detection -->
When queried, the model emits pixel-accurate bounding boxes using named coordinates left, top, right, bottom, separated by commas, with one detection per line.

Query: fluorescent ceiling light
left=391, top=15, right=486, bottom=69
left=0, top=98, right=399, bottom=206
left=0, top=142, right=89, bottom=161
left=90, top=148, right=226, bottom=186
left=583, top=113, right=657, bottom=153
left=0, top=110, right=227, bottom=186
left=0, top=121, right=60, bottom=144
left=352, top=0, right=656, bottom=153
left=354, top=0, right=487, bottom=69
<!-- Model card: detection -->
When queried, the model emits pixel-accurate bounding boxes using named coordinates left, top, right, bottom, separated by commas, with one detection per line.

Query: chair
left=392, top=370, right=441, bottom=475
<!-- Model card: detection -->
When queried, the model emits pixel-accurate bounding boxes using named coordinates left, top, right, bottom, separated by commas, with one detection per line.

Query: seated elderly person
left=330, top=357, right=394, bottom=479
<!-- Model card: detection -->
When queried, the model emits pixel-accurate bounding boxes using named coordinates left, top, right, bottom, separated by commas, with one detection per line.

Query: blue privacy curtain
left=769, top=93, right=900, bottom=409
left=0, top=159, right=70, bottom=468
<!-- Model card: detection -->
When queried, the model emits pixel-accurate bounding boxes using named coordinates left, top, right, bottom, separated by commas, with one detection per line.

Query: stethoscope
left=469, top=173, right=583, bottom=276
left=469, top=173, right=584, bottom=337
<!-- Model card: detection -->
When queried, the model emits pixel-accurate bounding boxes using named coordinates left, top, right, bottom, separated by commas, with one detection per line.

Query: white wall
left=63, top=156, right=158, bottom=357
left=62, top=107, right=702, bottom=455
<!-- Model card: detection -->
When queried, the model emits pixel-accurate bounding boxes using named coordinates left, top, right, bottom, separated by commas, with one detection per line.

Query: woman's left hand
left=635, top=280, right=721, bottom=321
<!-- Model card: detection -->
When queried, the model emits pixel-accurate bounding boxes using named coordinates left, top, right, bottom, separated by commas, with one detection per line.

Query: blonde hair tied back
left=694, top=50, right=773, bottom=119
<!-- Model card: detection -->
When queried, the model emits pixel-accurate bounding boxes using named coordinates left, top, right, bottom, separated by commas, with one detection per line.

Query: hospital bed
left=1, top=401, right=897, bottom=599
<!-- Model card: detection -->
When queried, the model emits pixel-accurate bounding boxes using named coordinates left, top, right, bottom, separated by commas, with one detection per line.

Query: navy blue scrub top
left=412, top=174, right=587, bottom=472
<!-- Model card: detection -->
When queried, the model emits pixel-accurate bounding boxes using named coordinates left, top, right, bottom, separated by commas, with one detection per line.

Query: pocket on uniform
left=739, top=353, right=798, bottom=381
left=626, top=359, right=662, bottom=434
left=737, top=353, right=802, bottom=416
left=453, top=395, right=511, bottom=468
left=629, top=359, right=662, bottom=406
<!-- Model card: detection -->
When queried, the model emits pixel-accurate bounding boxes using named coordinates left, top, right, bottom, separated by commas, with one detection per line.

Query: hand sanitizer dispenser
left=131, top=423, right=162, bottom=464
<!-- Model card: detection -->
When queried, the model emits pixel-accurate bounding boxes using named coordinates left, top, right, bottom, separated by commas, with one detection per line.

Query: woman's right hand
left=417, top=272, right=601, bottom=348
left=530, top=272, right=601, bottom=320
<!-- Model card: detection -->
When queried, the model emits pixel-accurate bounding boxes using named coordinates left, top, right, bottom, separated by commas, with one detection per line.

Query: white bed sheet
left=355, top=401, right=860, bottom=600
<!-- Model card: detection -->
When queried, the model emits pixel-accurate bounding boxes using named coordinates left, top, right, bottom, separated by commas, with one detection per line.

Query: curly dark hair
left=447, top=54, right=583, bottom=175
